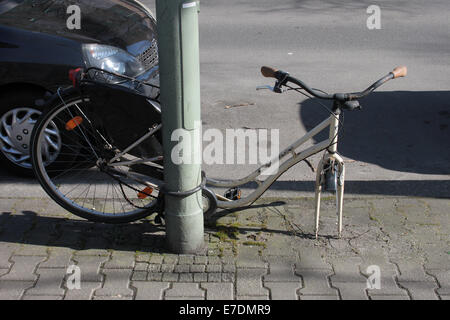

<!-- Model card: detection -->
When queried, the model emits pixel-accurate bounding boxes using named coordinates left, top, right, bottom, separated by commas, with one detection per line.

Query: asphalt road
left=146, top=0, right=450, bottom=198
left=1, top=0, right=449, bottom=198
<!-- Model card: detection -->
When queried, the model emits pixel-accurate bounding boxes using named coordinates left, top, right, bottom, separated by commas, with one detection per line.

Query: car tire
left=0, top=89, right=48, bottom=177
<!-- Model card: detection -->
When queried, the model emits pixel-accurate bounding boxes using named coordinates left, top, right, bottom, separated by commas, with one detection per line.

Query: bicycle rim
left=32, top=96, right=161, bottom=223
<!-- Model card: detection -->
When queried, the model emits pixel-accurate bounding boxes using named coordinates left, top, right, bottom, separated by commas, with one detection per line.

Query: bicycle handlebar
left=260, top=66, right=407, bottom=101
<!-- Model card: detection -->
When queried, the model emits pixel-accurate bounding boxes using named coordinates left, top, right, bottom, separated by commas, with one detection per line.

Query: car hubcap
left=0, top=107, right=61, bottom=169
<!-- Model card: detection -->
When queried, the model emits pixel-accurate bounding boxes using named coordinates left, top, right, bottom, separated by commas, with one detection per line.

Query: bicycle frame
left=206, top=112, right=341, bottom=209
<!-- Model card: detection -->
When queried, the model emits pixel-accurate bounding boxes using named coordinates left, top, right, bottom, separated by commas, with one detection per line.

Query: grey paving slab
left=0, top=256, right=45, bottom=281
left=64, top=282, right=101, bottom=300
left=265, top=282, right=301, bottom=300
left=133, top=282, right=170, bottom=300
left=0, top=195, right=448, bottom=300
left=25, top=268, right=66, bottom=296
left=95, top=269, right=133, bottom=297
left=0, top=280, right=34, bottom=300
left=22, top=295, right=63, bottom=300
left=236, top=268, right=269, bottom=297
left=165, top=283, right=205, bottom=299
left=71, top=255, right=109, bottom=282
left=297, top=269, right=338, bottom=296
left=201, top=283, right=234, bottom=300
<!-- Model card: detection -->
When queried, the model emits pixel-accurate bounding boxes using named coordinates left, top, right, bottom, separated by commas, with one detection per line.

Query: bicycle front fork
left=314, top=152, right=346, bottom=239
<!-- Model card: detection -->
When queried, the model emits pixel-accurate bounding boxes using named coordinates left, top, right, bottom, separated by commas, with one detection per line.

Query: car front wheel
left=0, top=89, right=61, bottom=177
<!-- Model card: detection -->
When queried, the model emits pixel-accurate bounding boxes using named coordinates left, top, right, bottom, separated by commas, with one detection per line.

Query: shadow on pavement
left=0, top=210, right=169, bottom=253
left=300, top=91, right=450, bottom=175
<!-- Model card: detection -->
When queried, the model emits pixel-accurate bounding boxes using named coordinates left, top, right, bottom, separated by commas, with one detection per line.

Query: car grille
left=137, top=38, right=159, bottom=70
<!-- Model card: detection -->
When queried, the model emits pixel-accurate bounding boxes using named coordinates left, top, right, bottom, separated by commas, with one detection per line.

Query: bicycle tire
left=31, top=87, right=162, bottom=224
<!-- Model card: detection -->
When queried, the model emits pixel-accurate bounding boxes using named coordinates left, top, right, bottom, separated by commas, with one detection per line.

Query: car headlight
left=82, top=44, right=145, bottom=78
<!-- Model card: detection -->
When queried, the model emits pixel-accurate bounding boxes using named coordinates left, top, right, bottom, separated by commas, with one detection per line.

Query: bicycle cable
left=284, top=84, right=346, bottom=156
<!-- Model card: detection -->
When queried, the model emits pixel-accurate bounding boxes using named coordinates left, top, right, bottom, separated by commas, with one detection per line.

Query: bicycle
left=31, top=65, right=407, bottom=238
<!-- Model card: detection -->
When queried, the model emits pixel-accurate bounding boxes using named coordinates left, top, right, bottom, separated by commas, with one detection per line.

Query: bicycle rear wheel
left=31, top=88, right=163, bottom=223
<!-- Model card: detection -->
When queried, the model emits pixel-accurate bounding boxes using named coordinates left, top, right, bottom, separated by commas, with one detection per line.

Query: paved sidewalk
left=0, top=196, right=448, bottom=300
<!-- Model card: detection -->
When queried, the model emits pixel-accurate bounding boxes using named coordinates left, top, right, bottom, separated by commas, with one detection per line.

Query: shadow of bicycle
left=300, top=91, right=450, bottom=176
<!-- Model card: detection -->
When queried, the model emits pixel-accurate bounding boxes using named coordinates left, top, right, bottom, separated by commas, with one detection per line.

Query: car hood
left=0, top=0, right=157, bottom=51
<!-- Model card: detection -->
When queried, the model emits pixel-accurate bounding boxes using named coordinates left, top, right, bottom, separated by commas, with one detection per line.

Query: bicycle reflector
left=138, top=187, right=154, bottom=199
left=65, top=116, right=83, bottom=131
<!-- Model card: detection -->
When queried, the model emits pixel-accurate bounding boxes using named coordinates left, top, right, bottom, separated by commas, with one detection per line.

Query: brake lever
left=256, top=85, right=275, bottom=91
left=256, top=85, right=285, bottom=93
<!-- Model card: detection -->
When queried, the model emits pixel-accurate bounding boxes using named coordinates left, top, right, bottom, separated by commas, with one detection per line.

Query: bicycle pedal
left=224, top=188, right=241, bottom=201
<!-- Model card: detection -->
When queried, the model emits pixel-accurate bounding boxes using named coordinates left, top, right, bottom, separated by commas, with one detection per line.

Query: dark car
left=0, top=0, right=159, bottom=176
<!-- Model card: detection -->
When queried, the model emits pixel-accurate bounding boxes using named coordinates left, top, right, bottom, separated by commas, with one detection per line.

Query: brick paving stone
left=236, top=268, right=268, bottom=297
left=163, top=255, right=178, bottom=265
left=14, top=245, right=48, bottom=257
left=223, top=264, right=236, bottom=273
left=71, top=255, right=109, bottom=282
left=236, top=247, right=266, bottom=269
left=165, top=283, right=205, bottom=300
left=190, top=265, right=206, bottom=273
left=236, top=295, right=269, bottom=300
left=134, top=262, right=148, bottom=272
left=395, top=260, right=434, bottom=282
left=194, top=273, right=208, bottom=282
left=22, top=295, right=63, bottom=300
left=395, top=260, right=439, bottom=300
left=174, top=264, right=190, bottom=273
left=103, top=252, right=135, bottom=269
left=95, top=269, right=133, bottom=297
left=179, top=273, right=194, bottom=282
left=162, top=273, right=179, bottom=282
left=64, top=282, right=101, bottom=300
left=0, top=243, right=19, bottom=269
left=148, top=264, right=161, bottom=272
left=206, top=264, right=222, bottom=273
left=161, top=264, right=175, bottom=273
left=201, top=283, right=234, bottom=300
left=369, top=295, right=410, bottom=300
left=296, top=269, right=337, bottom=296
left=208, top=256, right=221, bottom=265
left=94, top=295, right=133, bottom=300
left=398, top=281, right=439, bottom=300
left=265, top=282, right=301, bottom=300
left=148, top=272, right=163, bottom=281
left=132, top=271, right=147, bottom=281
left=330, top=258, right=367, bottom=300
left=264, top=261, right=299, bottom=283
left=25, top=268, right=66, bottom=296
left=296, top=247, right=332, bottom=270
left=0, top=256, right=45, bottom=281
left=0, top=281, right=34, bottom=300
left=178, top=255, right=195, bottom=265
left=300, top=295, right=339, bottom=300
left=149, top=254, right=164, bottom=264
left=426, top=269, right=450, bottom=296
left=207, top=273, right=222, bottom=282
left=39, top=247, right=74, bottom=268
left=222, top=273, right=235, bottom=283
left=133, top=282, right=170, bottom=300
left=194, top=256, right=208, bottom=264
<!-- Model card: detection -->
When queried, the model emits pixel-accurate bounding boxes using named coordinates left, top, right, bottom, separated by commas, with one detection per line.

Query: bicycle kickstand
left=314, top=153, right=346, bottom=239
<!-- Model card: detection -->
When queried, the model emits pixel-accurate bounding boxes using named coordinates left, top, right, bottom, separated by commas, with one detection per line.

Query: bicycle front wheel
left=31, top=88, right=162, bottom=223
